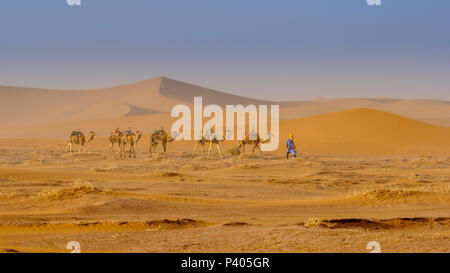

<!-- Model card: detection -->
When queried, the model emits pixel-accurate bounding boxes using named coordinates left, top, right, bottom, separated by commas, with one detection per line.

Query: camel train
left=66, top=128, right=272, bottom=159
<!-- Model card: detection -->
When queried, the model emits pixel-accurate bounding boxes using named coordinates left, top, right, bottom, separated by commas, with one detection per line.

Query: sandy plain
left=0, top=77, right=448, bottom=253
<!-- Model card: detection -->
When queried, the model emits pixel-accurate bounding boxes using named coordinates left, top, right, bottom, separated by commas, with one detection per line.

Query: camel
left=108, top=132, right=124, bottom=154
left=120, top=131, right=142, bottom=158
left=238, top=133, right=271, bottom=154
left=109, top=130, right=142, bottom=158
left=191, top=130, right=226, bottom=160
left=149, top=129, right=174, bottom=158
left=66, top=131, right=96, bottom=153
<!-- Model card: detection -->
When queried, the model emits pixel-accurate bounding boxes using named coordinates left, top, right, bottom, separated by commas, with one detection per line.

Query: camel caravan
left=65, top=127, right=273, bottom=160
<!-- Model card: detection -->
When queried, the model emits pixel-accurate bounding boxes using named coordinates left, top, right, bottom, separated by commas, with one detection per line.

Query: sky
left=0, top=0, right=449, bottom=100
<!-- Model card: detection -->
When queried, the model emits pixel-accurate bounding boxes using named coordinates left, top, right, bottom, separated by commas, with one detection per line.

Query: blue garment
left=286, top=139, right=296, bottom=155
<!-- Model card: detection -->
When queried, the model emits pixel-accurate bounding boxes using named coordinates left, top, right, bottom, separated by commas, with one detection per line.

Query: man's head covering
left=289, top=134, right=294, bottom=141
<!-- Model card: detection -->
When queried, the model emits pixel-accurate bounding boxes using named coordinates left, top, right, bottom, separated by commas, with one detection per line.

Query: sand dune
left=69, top=101, right=163, bottom=121
left=1, top=76, right=449, bottom=126
left=374, top=99, right=450, bottom=125
left=280, top=108, right=450, bottom=155
left=0, top=78, right=172, bottom=124
left=374, top=99, right=450, bottom=119
left=158, top=77, right=271, bottom=106
left=0, top=77, right=268, bottom=125
left=0, top=113, right=172, bottom=139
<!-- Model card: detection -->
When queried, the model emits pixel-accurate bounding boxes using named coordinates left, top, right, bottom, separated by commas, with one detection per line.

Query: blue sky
left=0, top=0, right=449, bottom=100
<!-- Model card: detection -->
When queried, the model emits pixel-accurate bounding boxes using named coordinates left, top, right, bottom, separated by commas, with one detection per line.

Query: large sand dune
left=281, top=108, right=450, bottom=155
left=1, top=76, right=449, bottom=126
left=0, top=77, right=269, bottom=125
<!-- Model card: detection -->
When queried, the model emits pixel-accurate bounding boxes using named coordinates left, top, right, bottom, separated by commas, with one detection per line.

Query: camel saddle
left=153, top=129, right=165, bottom=135
left=71, top=131, right=82, bottom=137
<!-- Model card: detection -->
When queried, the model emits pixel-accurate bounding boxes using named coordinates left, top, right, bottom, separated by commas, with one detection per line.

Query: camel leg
left=201, top=143, right=205, bottom=157
left=117, top=143, right=124, bottom=157
left=162, top=141, right=167, bottom=158
left=252, top=144, right=257, bottom=153
left=207, top=141, right=213, bottom=160
left=216, top=143, right=223, bottom=160
left=257, top=144, right=263, bottom=154
left=192, top=142, right=200, bottom=158
left=242, top=143, right=246, bottom=154
left=114, top=144, right=120, bottom=157
left=131, top=144, right=136, bottom=158
left=66, top=142, right=73, bottom=153
left=122, top=144, right=127, bottom=158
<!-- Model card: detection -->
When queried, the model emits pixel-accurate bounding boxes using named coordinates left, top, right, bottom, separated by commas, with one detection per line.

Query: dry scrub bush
left=304, top=217, right=336, bottom=229
left=37, top=179, right=103, bottom=200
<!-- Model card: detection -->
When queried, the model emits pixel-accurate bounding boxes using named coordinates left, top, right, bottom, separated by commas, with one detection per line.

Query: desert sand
left=0, top=77, right=449, bottom=253
left=1, top=76, right=449, bottom=133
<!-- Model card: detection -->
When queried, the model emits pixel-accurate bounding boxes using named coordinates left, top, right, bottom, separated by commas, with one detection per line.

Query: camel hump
left=71, top=130, right=83, bottom=137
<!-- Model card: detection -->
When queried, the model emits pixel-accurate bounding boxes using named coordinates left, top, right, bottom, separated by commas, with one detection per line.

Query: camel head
left=168, top=136, right=175, bottom=143
left=135, top=130, right=143, bottom=142
left=87, top=131, right=96, bottom=142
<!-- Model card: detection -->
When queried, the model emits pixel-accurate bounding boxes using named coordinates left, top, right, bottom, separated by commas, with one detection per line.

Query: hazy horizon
left=1, top=0, right=449, bottom=100
left=1, top=75, right=449, bottom=103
